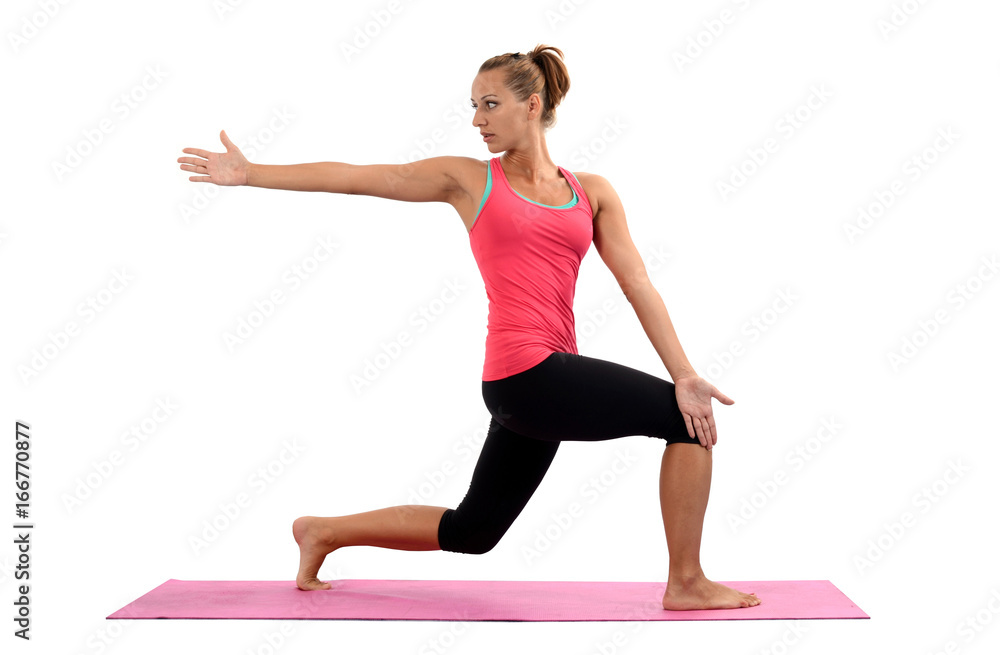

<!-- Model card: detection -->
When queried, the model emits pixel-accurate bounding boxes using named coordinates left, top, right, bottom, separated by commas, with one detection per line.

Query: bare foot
left=662, top=575, right=761, bottom=610
left=293, top=516, right=338, bottom=591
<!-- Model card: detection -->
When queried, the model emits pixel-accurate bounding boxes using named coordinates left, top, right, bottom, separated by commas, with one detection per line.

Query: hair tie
left=510, top=51, right=539, bottom=64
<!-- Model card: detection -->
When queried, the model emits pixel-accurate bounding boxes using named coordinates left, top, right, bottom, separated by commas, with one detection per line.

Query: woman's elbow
left=620, top=272, right=653, bottom=303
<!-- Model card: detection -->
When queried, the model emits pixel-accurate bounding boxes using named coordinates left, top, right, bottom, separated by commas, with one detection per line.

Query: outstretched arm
left=179, top=130, right=462, bottom=202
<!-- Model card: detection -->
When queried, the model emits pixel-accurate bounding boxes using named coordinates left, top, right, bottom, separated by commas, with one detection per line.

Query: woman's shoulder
left=441, top=156, right=490, bottom=191
left=566, top=170, right=608, bottom=219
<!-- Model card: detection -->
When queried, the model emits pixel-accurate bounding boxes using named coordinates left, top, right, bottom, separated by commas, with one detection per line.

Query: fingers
left=180, top=147, right=212, bottom=160
left=179, top=147, right=216, bottom=182
left=698, top=417, right=713, bottom=450
left=687, top=413, right=715, bottom=450
left=180, top=161, right=212, bottom=183
left=682, top=413, right=697, bottom=443
left=686, top=413, right=710, bottom=449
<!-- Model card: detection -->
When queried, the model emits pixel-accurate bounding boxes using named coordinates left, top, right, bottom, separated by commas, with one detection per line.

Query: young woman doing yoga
left=178, top=44, right=760, bottom=611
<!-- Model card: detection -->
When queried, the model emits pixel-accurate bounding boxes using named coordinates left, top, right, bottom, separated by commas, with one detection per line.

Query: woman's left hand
left=673, top=375, right=734, bottom=450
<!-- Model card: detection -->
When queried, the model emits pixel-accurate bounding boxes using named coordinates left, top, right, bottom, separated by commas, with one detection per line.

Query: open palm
left=178, top=130, right=250, bottom=186
left=674, top=375, right=734, bottom=450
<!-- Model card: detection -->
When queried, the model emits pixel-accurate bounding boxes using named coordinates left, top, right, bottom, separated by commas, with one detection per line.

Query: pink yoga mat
left=108, top=579, right=868, bottom=622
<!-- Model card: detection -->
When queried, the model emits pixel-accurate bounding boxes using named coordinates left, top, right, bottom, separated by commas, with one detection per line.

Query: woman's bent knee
left=437, top=508, right=504, bottom=555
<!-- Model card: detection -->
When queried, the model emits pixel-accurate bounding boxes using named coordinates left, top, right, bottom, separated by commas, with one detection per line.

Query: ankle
left=667, top=564, right=706, bottom=587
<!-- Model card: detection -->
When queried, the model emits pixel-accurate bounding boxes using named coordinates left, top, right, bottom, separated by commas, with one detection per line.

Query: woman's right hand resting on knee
left=674, top=375, right=734, bottom=451
left=178, top=130, right=250, bottom=186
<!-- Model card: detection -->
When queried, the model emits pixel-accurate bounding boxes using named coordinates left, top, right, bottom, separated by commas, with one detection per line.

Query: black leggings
left=437, top=351, right=702, bottom=554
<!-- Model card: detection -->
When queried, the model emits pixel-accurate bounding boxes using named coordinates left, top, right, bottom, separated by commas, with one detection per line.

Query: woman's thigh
left=482, top=352, right=699, bottom=445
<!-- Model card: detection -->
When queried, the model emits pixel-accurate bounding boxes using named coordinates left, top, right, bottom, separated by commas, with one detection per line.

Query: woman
left=178, top=44, right=760, bottom=611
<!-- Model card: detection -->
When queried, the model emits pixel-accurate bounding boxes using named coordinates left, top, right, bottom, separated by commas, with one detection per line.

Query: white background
left=3, top=0, right=999, bottom=652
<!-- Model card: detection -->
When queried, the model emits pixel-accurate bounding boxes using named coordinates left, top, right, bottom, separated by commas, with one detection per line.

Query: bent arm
left=246, top=156, right=463, bottom=203
left=591, top=174, right=697, bottom=382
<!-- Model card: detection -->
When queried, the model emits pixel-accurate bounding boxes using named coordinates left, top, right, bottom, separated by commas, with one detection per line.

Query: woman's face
left=471, top=69, right=538, bottom=153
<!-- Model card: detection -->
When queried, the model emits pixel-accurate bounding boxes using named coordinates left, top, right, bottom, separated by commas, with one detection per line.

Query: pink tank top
left=469, top=156, right=594, bottom=381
